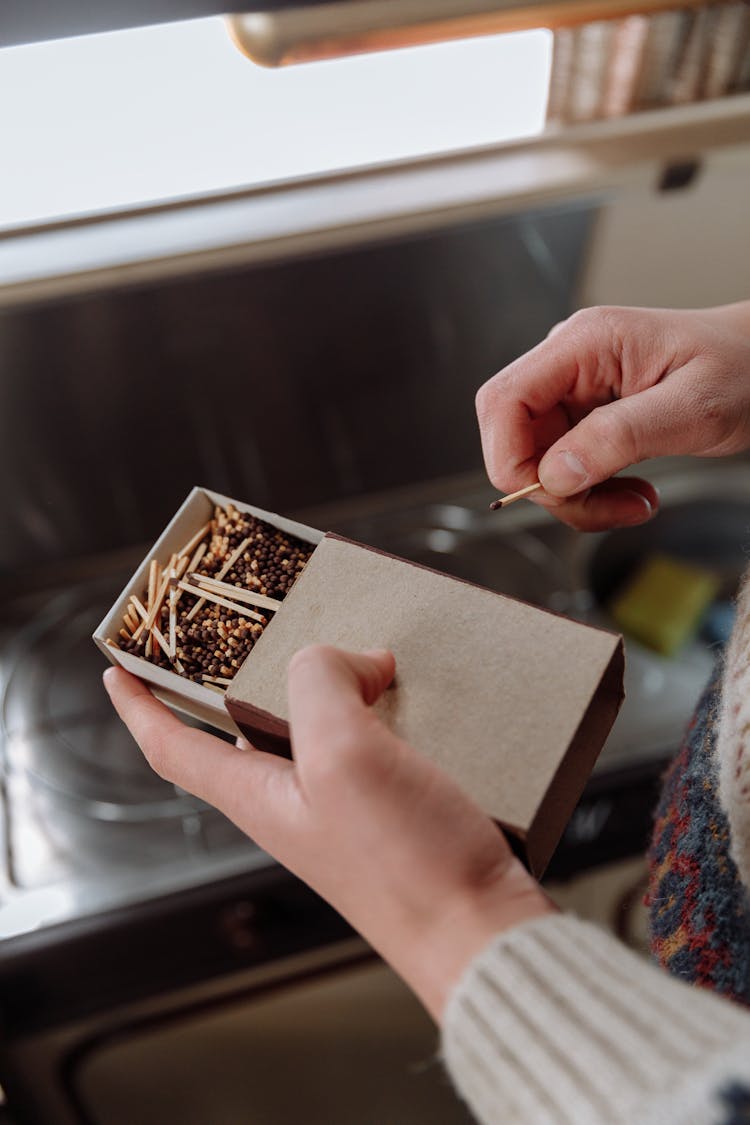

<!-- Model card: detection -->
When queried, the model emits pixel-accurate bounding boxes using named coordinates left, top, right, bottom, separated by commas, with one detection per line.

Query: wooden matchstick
left=146, top=619, right=182, bottom=670
left=129, top=595, right=178, bottom=665
left=145, top=559, right=158, bottom=656
left=131, top=576, right=170, bottom=646
left=168, top=560, right=179, bottom=659
left=173, top=543, right=206, bottom=609
left=489, top=482, right=543, bottom=510
left=201, top=674, right=234, bottom=686
left=218, top=536, right=253, bottom=581
left=130, top=594, right=149, bottom=624
left=144, top=568, right=170, bottom=634
left=148, top=559, right=164, bottom=657
left=175, top=521, right=211, bottom=562
left=187, top=573, right=282, bottom=612
left=185, top=536, right=253, bottom=621
left=147, top=559, right=158, bottom=609
left=105, top=637, right=120, bottom=650
left=188, top=541, right=207, bottom=572
left=179, top=581, right=265, bottom=623
left=151, top=624, right=171, bottom=660
left=131, top=595, right=160, bottom=645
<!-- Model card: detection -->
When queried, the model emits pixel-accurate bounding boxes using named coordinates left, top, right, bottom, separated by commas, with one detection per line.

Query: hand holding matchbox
left=94, top=487, right=624, bottom=875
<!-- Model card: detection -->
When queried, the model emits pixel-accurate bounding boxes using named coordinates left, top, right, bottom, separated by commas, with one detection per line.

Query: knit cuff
left=442, top=913, right=750, bottom=1125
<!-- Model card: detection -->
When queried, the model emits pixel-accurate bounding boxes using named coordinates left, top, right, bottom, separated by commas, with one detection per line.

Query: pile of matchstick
left=106, top=504, right=314, bottom=690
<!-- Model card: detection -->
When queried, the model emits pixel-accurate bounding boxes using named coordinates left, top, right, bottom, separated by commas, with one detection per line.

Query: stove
left=0, top=460, right=747, bottom=1124
left=0, top=574, right=272, bottom=940
left=1, top=456, right=749, bottom=939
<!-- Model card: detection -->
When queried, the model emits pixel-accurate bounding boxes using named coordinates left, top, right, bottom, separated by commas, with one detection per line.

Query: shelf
left=1, top=93, right=748, bottom=307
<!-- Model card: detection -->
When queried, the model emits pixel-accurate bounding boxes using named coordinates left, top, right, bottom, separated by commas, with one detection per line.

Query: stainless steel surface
left=0, top=205, right=590, bottom=570
left=0, top=197, right=746, bottom=953
left=0, top=574, right=272, bottom=940
left=0, top=205, right=591, bottom=944
left=0, top=454, right=746, bottom=943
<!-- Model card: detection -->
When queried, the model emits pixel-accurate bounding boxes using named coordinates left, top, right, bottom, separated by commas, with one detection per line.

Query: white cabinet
left=580, top=141, right=750, bottom=307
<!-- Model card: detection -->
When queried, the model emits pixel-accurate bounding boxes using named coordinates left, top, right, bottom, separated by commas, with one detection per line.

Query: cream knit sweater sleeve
left=442, top=914, right=750, bottom=1125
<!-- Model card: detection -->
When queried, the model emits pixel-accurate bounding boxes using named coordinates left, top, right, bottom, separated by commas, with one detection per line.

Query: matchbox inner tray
left=94, top=487, right=624, bottom=875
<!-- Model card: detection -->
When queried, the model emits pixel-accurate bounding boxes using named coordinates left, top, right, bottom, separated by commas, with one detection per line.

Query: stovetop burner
left=0, top=575, right=271, bottom=935
left=3, top=582, right=204, bottom=819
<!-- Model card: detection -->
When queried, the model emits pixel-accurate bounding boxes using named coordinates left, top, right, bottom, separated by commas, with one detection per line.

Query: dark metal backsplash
left=0, top=204, right=593, bottom=575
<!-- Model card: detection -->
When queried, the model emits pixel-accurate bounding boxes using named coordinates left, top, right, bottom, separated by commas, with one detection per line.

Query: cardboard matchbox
left=94, top=487, right=624, bottom=876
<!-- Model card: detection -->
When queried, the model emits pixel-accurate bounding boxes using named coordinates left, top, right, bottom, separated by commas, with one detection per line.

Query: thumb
left=538, top=382, right=689, bottom=497
left=288, top=645, right=396, bottom=759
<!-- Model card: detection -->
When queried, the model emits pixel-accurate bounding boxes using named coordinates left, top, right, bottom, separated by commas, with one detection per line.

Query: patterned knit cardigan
left=648, top=573, right=750, bottom=1004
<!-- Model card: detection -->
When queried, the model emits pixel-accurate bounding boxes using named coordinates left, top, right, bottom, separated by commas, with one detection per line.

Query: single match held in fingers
left=490, top=482, right=543, bottom=510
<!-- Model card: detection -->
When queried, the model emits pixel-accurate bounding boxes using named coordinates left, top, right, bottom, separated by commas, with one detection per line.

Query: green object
left=610, top=554, right=720, bottom=656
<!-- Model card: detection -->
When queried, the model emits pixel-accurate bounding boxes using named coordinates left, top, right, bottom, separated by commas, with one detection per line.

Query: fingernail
left=540, top=451, right=588, bottom=496
left=621, top=491, right=654, bottom=525
left=103, top=666, right=116, bottom=688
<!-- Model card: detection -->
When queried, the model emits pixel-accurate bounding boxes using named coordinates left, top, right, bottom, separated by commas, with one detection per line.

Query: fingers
left=537, top=476, right=659, bottom=532
left=537, top=379, right=697, bottom=497
left=476, top=308, right=626, bottom=492
left=476, top=336, right=583, bottom=491
left=475, top=306, right=687, bottom=499
left=103, top=666, right=296, bottom=834
left=476, top=305, right=721, bottom=514
left=287, top=646, right=397, bottom=769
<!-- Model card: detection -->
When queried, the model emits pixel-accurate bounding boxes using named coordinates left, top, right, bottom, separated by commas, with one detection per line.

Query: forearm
left=442, top=913, right=750, bottom=1125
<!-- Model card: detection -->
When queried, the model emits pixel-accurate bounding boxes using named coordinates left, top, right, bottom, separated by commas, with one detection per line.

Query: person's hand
left=476, top=302, right=750, bottom=531
left=104, top=647, right=554, bottom=1021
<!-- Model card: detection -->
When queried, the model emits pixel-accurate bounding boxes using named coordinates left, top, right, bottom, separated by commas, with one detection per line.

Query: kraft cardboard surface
left=227, top=534, right=624, bottom=874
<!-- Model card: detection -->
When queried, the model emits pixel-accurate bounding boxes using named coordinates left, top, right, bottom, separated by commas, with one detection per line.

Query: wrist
left=394, top=858, right=556, bottom=1023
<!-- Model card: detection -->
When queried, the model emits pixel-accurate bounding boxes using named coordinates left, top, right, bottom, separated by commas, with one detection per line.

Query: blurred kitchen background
left=0, top=2, right=749, bottom=1121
